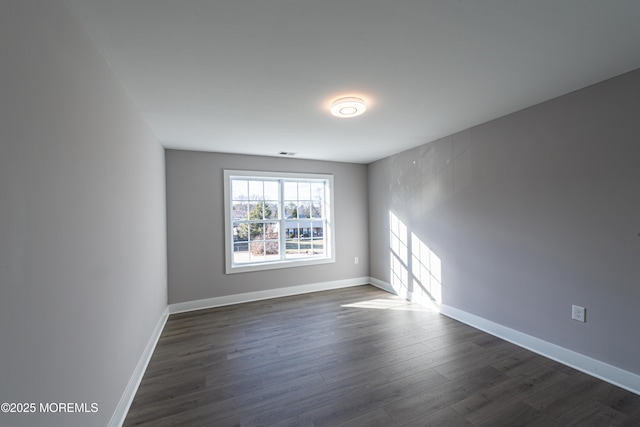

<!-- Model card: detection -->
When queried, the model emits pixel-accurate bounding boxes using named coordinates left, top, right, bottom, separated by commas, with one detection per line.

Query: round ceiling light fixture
left=330, top=96, right=367, bottom=118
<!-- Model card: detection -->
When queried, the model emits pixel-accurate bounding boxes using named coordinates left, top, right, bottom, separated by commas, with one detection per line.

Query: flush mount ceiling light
left=330, top=96, right=366, bottom=118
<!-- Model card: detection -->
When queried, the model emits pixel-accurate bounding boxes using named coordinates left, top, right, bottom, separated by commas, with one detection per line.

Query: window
left=224, top=170, right=335, bottom=273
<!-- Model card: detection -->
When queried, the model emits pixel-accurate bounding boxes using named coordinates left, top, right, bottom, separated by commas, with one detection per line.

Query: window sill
left=225, top=256, right=335, bottom=274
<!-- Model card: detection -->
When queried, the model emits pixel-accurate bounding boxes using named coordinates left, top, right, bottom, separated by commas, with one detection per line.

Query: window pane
left=284, top=182, right=297, bottom=200
left=264, top=222, right=279, bottom=240
left=311, top=222, right=324, bottom=238
left=299, top=226, right=312, bottom=255
left=285, top=222, right=299, bottom=258
left=303, top=229, right=311, bottom=241
left=265, top=221, right=279, bottom=262
left=249, top=202, right=264, bottom=220
left=298, top=182, right=311, bottom=200
left=284, top=202, right=297, bottom=219
left=285, top=222, right=298, bottom=238
left=265, top=201, right=279, bottom=219
left=311, top=201, right=322, bottom=218
left=233, top=222, right=248, bottom=242
left=311, top=182, right=323, bottom=200
left=233, top=242, right=249, bottom=264
left=264, top=181, right=279, bottom=200
left=250, top=223, right=264, bottom=240
left=249, top=180, right=263, bottom=200
left=312, top=222, right=325, bottom=255
left=298, top=202, right=310, bottom=218
left=249, top=242, right=265, bottom=262
left=232, top=180, right=248, bottom=200
left=286, top=238, right=301, bottom=257
left=312, top=239, right=324, bottom=255
left=233, top=202, right=248, bottom=220
left=264, top=241, right=279, bottom=260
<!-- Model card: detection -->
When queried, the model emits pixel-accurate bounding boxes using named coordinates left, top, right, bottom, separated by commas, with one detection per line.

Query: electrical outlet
left=572, top=305, right=586, bottom=322
left=354, top=257, right=359, bottom=264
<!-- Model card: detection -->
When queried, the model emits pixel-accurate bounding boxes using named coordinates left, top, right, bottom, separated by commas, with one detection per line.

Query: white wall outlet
left=354, top=257, right=359, bottom=264
left=572, top=305, right=586, bottom=322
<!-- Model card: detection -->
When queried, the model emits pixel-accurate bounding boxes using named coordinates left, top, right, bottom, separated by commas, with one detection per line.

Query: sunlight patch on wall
left=389, top=211, right=442, bottom=309
left=411, top=232, right=442, bottom=304
left=390, top=212, right=410, bottom=299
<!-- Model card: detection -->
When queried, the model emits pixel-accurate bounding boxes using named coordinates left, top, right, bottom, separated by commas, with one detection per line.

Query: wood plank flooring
left=123, top=285, right=640, bottom=426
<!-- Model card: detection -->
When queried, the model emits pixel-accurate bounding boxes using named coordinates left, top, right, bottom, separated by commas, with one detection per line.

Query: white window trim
left=223, top=169, right=336, bottom=274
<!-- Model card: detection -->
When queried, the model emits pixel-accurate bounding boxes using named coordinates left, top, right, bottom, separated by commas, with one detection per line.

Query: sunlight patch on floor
left=341, top=298, right=434, bottom=312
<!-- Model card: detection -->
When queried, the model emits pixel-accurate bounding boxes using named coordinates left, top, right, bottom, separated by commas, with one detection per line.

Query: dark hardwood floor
left=123, top=285, right=640, bottom=426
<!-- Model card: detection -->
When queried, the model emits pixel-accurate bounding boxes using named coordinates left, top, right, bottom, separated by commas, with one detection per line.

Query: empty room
left=2, top=1, right=640, bottom=426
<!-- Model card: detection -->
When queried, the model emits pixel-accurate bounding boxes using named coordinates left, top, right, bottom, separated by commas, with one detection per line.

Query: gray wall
left=0, top=1, right=167, bottom=426
left=166, top=150, right=368, bottom=304
left=368, top=69, right=640, bottom=376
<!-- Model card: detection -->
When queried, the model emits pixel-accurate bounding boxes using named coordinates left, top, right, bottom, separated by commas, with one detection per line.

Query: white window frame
left=223, top=169, right=335, bottom=274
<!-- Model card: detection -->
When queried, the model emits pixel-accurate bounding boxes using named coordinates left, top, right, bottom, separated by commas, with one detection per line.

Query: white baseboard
left=368, top=277, right=397, bottom=295
left=169, top=277, right=370, bottom=314
left=108, top=306, right=169, bottom=427
left=370, top=276, right=640, bottom=395
left=111, top=278, right=368, bottom=424
left=439, top=304, right=640, bottom=396
left=113, top=276, right=639, bottom=427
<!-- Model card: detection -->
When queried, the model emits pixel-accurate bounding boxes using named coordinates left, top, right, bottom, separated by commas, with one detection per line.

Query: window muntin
left=224, top=170, right=334, bottom=273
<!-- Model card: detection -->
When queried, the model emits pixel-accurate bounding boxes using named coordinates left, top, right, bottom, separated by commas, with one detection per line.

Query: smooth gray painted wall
left=0, top=1, right=168, bottom=426
left=369, top=69, right=640, bottom=375
left=166, top=150, right=368, bottom=304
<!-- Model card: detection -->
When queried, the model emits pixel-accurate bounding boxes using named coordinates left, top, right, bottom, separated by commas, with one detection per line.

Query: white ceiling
left=63, top=0, right=640, bottom=164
